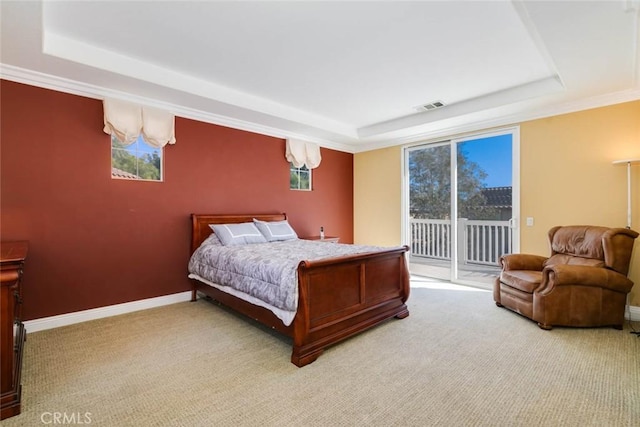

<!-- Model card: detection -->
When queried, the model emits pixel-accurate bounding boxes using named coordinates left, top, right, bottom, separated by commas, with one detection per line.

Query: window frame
left=289, top=163, right=312, bottom=191
left=111, top=134, right=164, bottom=182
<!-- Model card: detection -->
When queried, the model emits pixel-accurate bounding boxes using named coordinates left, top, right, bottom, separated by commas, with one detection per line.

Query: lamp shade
left=612, top=158, right=640, bottom=229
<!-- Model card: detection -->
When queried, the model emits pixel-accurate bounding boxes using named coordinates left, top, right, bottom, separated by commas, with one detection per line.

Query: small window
left=111, top=135, right=162, bottom=181
left=290, top=163, right=311, bottom=191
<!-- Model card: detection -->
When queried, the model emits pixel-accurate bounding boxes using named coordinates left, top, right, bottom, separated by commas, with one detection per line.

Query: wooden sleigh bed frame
left=189, top=213, right=410, bottom=367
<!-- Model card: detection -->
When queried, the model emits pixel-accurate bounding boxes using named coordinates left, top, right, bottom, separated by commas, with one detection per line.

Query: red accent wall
left=0, top=80, right=354, bottom=320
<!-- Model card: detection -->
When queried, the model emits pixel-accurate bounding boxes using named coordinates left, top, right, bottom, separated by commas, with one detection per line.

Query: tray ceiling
left=1, top=1, right=639, bottom=152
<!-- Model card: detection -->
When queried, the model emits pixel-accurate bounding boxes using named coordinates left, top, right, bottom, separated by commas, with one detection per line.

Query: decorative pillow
left=210, top=222, right=267, bottom=246
left=253, top=219, right=298, bottom=242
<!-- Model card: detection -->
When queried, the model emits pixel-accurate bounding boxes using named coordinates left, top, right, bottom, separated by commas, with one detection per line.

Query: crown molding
left=353, top=87, right=640, bottom=153
left=0, top=63, right=356, bottom=154
left=2, top=63, right=638, bottom=156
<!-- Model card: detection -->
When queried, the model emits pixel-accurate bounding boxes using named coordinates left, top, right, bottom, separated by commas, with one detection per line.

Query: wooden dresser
left=1, top=241, right=28, bottom=420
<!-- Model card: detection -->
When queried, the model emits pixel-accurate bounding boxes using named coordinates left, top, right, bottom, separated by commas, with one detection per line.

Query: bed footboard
left=291, top=246, right=410, bottom=367
left=190, top=212, right=410, bottom=368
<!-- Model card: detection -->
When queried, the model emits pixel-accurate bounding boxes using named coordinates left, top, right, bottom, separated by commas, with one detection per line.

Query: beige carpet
left=5, top=278, right=640, bottom=426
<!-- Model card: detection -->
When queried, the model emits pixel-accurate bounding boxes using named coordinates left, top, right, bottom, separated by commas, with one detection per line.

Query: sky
left=458, top=134, right=512, bottom=187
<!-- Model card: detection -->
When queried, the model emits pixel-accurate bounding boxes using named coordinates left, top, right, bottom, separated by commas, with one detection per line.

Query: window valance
left=285, top=139, right=322, bottom=169
left=103, top=98, right=176, bottom=148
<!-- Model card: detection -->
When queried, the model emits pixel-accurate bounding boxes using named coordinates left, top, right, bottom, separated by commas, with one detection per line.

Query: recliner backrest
left=545, top=225, right=638, bottom=275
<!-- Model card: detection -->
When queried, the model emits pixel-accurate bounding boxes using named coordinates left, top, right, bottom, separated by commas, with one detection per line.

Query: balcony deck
left=409, top=217, right=509, bottom=288
left=409, top=255, right=500, bottom=287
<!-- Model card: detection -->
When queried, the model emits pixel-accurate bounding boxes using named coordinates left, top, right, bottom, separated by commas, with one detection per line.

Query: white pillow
left=210, top=223, right=267, bottom=246
left=253, top=219, right=298, bottom=242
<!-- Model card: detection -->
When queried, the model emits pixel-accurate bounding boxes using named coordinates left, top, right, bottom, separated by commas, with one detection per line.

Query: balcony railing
left=410, top=218, right=512, bottom=266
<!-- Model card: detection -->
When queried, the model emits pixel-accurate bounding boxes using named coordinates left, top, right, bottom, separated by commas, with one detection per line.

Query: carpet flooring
left=4, top=278, right=640, bottom=426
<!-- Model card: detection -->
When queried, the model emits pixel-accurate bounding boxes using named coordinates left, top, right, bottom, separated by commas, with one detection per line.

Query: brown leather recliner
left=494, top=225, right=638, bottom=330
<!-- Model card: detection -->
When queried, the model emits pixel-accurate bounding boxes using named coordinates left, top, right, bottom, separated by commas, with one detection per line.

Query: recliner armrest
left=540, top=264, right=633, bottom=294
left=499, top=254, right=547, bottom=271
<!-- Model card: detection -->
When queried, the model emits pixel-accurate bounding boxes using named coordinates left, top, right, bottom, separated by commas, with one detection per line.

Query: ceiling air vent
left=415, top=101, right=446, bottom=112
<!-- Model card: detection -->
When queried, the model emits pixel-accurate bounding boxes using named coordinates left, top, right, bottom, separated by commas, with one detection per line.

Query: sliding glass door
left=407, top=142, right=453, bottom=280
left=405, top=129, right=519, bottom=287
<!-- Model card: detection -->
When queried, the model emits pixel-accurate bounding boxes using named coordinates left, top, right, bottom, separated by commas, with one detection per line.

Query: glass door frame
left=402, top=126, right=521, bottom=288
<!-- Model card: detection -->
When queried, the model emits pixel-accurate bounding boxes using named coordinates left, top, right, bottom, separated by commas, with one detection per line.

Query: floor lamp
left=613, top=158, right=640, bottom=336
left=612, top=158, right=640, bottom=229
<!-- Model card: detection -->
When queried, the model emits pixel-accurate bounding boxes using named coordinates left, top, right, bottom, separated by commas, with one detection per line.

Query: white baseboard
left=21, top=291, right=640, bottom=333
left=24, top=291, right=192, bottom=333
left=626, top=305, right=640, bottom=322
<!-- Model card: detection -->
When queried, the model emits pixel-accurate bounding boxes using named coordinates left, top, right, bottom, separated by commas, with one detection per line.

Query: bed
left=188, top=213, right=410, bottom=367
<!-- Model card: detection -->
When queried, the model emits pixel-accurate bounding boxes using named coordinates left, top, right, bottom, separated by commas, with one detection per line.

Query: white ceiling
left=1, top=1, right=639, bottom=153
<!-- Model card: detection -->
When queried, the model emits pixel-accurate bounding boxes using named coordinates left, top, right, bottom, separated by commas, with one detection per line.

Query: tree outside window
left=290, top=163, right=311, bottom=190
left=111, top=135, right=162, bottom=181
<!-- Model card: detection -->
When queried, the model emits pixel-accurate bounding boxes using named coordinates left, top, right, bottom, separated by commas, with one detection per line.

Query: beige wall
left=354, top=146, right=403, bottom=246
left=354, top=100, right=640, bottom=305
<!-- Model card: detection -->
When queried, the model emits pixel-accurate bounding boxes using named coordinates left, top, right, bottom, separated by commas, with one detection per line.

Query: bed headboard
left=190, top=213, right=287, bottom=253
